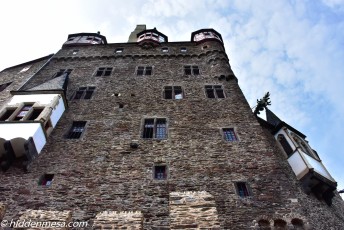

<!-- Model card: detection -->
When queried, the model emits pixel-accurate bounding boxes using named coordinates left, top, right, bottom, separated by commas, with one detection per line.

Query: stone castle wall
left=0, top=38, right=343, bottom=229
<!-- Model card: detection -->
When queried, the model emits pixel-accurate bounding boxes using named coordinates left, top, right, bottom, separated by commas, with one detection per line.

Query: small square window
left=223, top=128, right=238, bottom=142
left=72, top=50, right=78, bottom=55
left=115, top=48, right=124, bottom=53
left=235, top=182, right=250, bottom=198
left=180, top=47, right=187, bottom=52
left=66, top=121, right=87, bottom=139
left=38, top=174, right=54, bottom=186
left=154, top=165, right=167, bottom=180
left=95, top=67, right=113, bottom=77
left=162, top=47, right=169, bottom=53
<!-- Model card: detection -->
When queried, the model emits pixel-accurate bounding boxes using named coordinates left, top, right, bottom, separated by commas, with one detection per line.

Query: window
left=38, top=174, right=54, bottom=186
left=14, top=104, right=34, bottom=121
left=142, top=118, right=167, bottom=139
left=72, top=50, right=78, bottom=55
left=66, top=121, right=87, bottom=139
left=235, top=182, right=250, bottom=198
left=115, top=48, right=123, bottom=53
left=162, top=47, right=169, bottom=53
left=95, top=67, right=113, bottom=77
left=73, top=86, right=95, bottom=100
left=154, top=165, right=167, bottom=180
left=223, top=128, right=238, bottom=142
left=184, top=65, right=199, bottom=75
left=53, top=69, right=72, bottom=78
left=278, top=134, right=293, bottom=157
left=0, top=108, right=16, bottom=121
left=27, top=108, right=44, bottom=121
left=164, top=86, right=183, bottom=100
left=137, top=66, right=152, bottom=76
left=205, top=85, right=225, bottom=98
left=180, top=47, right=187, bottom=52
left=0, top=82, right=12, bottom=92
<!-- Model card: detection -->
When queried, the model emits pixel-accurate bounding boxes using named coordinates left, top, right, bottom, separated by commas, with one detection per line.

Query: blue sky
left=0, top=0, right=343, bottom=192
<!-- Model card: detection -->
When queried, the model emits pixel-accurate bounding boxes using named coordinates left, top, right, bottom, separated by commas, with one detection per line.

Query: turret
left=191, top=28, right=223, bottom=45
left=136, top=27, right=168, bottom=48
left=63, top=32, right=107, bottom=47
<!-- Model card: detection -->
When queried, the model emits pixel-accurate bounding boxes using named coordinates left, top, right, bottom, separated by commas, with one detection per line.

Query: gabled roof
left=259, top=108, right=306, bottom=138
left=27, top=74, right=68, bottom=91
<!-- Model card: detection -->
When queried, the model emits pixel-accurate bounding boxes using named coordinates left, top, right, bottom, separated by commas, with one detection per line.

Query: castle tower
left=0, top=25, right=343, bottom=229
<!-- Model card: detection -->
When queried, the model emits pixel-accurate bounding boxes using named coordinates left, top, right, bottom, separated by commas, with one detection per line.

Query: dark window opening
left=67, top=121, right=87, bottom=139
left=164, top=86, right=183, bottom=100
left=258, top=219, right=270, bottom=228
left=137, top=66, right=152, bottom=76
left=154, top=165, right=167, bottom=180
left=236, top=182, right=250, bottom=198
left=96, top=67, right=113, bottom=77
left=0, top=82, right=12, bottom=92
left=14, top=104, right=33, bottom=120
left=0, top=108, right=16, bottom=121
left=223, top=128, right=238, bottom=142
left=205, top=85, right=225, bottom=98
left=142, top=118, right=167, bottom=139
left=291, top=218, right=304, bottom=228
left=115, top=48, right=123, bottom=53
left=27, top=108, right=44, bottom=121
left=143, top=119, right=154, bottom=138
left=53, top=69, right=72, bottom=78
left=119, top=103, right=124, bottom=108
left=38, top=174, right=54, bottom=186
left=184, top=65, right=199, bottom=75
left=162, top=47, right=169, bottom=53
left=181, top=47, right=187, bottom=52
left=73, top=86, right=95, bottom=100
left=278, top=134, right=293, bottom=157
left=274, top=219, right=287, bottom=228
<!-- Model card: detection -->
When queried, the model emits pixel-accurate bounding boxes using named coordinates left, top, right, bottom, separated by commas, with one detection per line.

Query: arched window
left=291, top=218, right=305, bottom=229
left=258, top=219, right=271, bottom=229
left=278, top=134, right=293, bottom=157
left=291, top=133, right=315, bottom=158
left=274, top=219, right=287, bottom=229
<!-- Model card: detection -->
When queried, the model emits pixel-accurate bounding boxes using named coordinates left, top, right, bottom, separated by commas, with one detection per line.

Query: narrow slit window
left=162, top=47, right=169, bottom=53
left=67, top=121, right=87, bottom=139
left=143, top=119, right=154, bottom=138
left=115, top=48, right=123, bottom=53
left=154, top=165, right=167, bottom=180
left=223, top=128, right=238, bottom=142
left=236, top=182, right=250, bottom=198
left=180, top=47, right=187, bottom=52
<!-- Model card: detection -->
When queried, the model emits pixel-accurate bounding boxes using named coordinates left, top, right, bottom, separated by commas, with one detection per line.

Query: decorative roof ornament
left=253, top=92, right=271, bottom=115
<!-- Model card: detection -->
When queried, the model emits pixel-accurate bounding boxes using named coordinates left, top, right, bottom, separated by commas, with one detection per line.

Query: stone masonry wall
left=0, top=37, right=343, bottom=229
left=169, top=191, right=220, bottom=229
left=93, top=211, right=143, bottom=229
